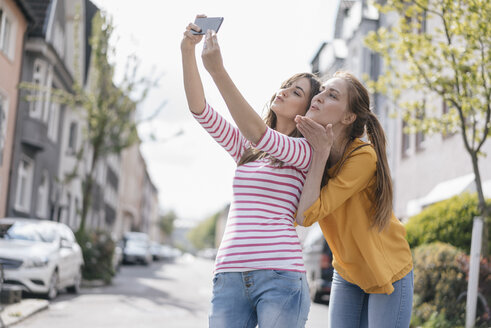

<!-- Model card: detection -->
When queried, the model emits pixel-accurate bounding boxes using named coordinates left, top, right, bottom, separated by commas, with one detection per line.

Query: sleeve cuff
left=192, top=102, right=211, bottom=120
left=301, top=198, right=323, bottom=227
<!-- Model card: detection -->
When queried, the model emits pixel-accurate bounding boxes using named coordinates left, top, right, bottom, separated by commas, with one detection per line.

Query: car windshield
left=0, top=222, right=57, bottom=243
left=126, top=239, right=147, bottom=248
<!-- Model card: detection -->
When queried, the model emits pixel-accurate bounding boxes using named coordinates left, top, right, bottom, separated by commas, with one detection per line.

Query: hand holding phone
left=191, top=17, right=224, bottom=35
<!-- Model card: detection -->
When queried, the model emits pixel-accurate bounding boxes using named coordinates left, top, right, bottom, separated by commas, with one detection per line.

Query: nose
left=313, top=92, right=323, bottom=103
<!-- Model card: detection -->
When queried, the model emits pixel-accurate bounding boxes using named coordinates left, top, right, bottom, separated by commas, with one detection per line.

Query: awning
left=406, top=173, right=491, bottom=217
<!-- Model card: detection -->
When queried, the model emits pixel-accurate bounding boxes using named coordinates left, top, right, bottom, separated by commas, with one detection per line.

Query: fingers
left=203, top=30, right=219, bottom=53
left=185, top=22, right=201, bottom=35
left=205, top=30, right=218, bottom=47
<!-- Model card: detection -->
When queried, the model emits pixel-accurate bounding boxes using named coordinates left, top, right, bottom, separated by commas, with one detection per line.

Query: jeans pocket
left=212, top=273, right=225, bottom=292
left=271, top=270, right=303, bottom=291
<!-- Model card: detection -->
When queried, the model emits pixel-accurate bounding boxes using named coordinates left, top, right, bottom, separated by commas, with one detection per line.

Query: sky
left=91, top=0, right=338, bottom=226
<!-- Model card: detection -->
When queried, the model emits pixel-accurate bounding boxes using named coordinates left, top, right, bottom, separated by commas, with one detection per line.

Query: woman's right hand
left=295, top=115, right=334, bottom=158
left=181, top=15, right=206, bottom=52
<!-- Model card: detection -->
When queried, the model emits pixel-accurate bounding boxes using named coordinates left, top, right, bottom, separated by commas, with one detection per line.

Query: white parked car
left=122, top=232, right=152, bottom=265
left=0, top=218, right=84, bottom=299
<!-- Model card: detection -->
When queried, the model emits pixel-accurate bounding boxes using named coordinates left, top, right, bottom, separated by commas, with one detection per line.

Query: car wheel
left=45, top=270, right=59, bottom=300
left=67, top=267, right=82, bottom=294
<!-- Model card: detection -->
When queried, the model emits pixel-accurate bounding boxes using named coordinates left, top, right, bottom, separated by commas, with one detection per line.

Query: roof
left=406, top=174, right=491, bottom=216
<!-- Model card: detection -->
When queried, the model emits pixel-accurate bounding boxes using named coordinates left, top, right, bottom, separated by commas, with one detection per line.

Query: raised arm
left=181, top=17, right=206, bottom=114
left=200, top=30, right=266, bottom=144
left=294, top=116, right=333, bottom=225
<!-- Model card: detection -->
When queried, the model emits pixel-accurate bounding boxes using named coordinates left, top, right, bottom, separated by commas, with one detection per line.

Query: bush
left=411, top=242, right=467, bottom=326
left=76, top=229, right=116, bottom=284
left=405, top=193, right=491, bottom=254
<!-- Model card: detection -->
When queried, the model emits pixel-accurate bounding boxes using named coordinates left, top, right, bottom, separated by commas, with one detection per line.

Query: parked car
left=159, top=244, right=182, bottom=262
left=122, top=232, right=152, bottom=265
left=150, top=241, right=163, bottom=261
left=0, top=218, right=84, bottom=300
left=302, top=224, right=333, bottom=304
left=112, top=239, right=124, bottom=272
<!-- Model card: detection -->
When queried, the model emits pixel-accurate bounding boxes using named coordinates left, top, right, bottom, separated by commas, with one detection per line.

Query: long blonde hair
left=238, top=73, right=321, bottom=166
left=325, top=71, right=393, bottom=231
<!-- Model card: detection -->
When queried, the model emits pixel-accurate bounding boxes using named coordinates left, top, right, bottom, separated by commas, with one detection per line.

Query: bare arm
left=294, top=116, right=333, bottom=225
left=181, top=18, right=206, bottom=114
left=200, top=30, right=266, bottom=144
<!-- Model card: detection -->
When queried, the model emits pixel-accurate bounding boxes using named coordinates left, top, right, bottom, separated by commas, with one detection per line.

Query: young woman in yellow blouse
left=295, top=71, right=413, bottom=328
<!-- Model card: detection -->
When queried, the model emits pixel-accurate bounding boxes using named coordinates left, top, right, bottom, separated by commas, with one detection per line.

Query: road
left=14, top=255, right=329, bottom=327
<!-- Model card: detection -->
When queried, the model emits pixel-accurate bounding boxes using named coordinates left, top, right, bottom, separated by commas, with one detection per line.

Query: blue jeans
left=329, top=269, right=413, bottom=328
left=209, top=270, right=310, bottom=328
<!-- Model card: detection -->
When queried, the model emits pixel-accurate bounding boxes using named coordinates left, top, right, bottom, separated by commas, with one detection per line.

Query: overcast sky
left=91, top=0, right=338, bottom=225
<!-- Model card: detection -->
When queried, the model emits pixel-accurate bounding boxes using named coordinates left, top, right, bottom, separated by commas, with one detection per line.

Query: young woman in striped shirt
left=181, top=18, right=320, bottom=328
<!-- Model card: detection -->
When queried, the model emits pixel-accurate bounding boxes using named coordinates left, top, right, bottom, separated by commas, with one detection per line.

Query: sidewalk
left=0, top=299, right=49, bottom=327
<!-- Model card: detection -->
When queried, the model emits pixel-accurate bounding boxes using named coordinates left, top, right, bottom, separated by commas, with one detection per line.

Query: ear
left=342, top=112, right=357, bottom=125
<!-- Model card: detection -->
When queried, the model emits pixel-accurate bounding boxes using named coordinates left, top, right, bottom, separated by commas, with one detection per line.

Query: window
left=42, top=69, right=53, bottom=124
left=65, top=192, right=71, bottom=225
left=47, top=102, right=59, bottom=142
left=0, top=92, right=7, bottom=165
left=73, top=197, right=79, bottom=229
left=36, top=171, right=49, bottom=218
left=67, top=122, right=77, bottom=154
left=442, top=100, right=455, bottom=138
left=15, top=158, right=34, bottom=212
left=52, top=22, right=65, bottom=59
left=416, top=102, right=426, bottom=151
left=0, top=8, right=12, bottom=56
left=30, top=60, right=47, bottom=119
left=401, top=120, right=410, bottom=158
left=418, top=10, right=427, bottom=34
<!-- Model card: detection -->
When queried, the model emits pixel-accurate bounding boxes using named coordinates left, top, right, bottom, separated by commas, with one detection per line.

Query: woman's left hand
left=201, top=30, right=225, bottom=76
left=295, top=115, right=333, bottom=157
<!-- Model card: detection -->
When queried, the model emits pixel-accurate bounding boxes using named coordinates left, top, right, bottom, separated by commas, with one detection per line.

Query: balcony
left=20, top=118, right=47, bottom=151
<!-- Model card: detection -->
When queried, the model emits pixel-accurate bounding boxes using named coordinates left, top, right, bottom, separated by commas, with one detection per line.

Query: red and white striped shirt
left=193, top=103, right=312, bottom=273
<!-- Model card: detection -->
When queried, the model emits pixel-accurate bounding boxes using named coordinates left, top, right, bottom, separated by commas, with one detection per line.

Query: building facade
left=0, top=0, right=32, bottom=217
left=1, top=0, right=161, bottom=242
left=7, top=0, right=71, bottom=219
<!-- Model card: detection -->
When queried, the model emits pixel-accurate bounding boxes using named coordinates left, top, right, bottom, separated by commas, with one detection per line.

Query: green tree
left=159, top=210, right=177, bottom=239
left=365, top=0, right=491, bottom=253
left=21, top=9, right=159, bottom=236
left=187, top=212, right=219, bottom=250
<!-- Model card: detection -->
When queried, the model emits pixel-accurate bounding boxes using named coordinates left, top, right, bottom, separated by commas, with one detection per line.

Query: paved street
left=13, top=255, right=329, bottom=327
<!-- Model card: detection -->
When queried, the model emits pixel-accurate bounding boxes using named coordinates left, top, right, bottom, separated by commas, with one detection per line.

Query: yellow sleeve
left=302, top=149, right=377, bottom=226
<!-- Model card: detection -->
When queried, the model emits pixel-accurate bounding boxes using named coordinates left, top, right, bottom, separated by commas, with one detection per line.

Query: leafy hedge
left=411, top=242, right=467, bottom=327
left=405, top=193, right=491, bottom=254
left=410, top=242, right=491, bottom=327
left=76, top=229, right=116, bottom=284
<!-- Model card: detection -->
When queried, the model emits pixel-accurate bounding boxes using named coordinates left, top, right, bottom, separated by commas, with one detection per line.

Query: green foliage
left=365, top=0, right=491, bottom=223
left=76, top=229, right=116, bottom=284
left=187, top=212, right=219, bottom=250
left=406, top=193, right=491, bottom=254
left=159, top=210, right=177, bottom=237
left=19, top=9, right=159, bottom=234
left=411, top=242, right=467, bottom=326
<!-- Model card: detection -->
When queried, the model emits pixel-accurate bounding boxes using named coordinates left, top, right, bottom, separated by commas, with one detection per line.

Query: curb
left=0, top=299, right=49, bottom=327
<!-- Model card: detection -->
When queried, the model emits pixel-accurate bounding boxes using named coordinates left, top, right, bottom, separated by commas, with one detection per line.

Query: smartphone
left=191, top=17, right=224, bottom=35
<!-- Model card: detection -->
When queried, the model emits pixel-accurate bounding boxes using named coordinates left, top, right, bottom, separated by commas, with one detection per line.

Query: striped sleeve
left=192, top=103, right=248, bottom=163
left=253, top=127, right=312, bottom=171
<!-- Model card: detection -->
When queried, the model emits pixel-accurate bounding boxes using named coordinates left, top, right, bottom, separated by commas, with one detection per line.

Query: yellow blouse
left=302, top=138, right=413, bottom=294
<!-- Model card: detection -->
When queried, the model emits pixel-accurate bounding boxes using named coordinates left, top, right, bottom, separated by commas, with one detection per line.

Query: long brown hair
left=237, top=73, right=321, bottom=166
left=326, top=71, right=393, bottom=231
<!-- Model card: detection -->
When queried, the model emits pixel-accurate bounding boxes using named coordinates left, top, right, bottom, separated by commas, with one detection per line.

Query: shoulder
left=346, top=139, right=377, bottom=170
